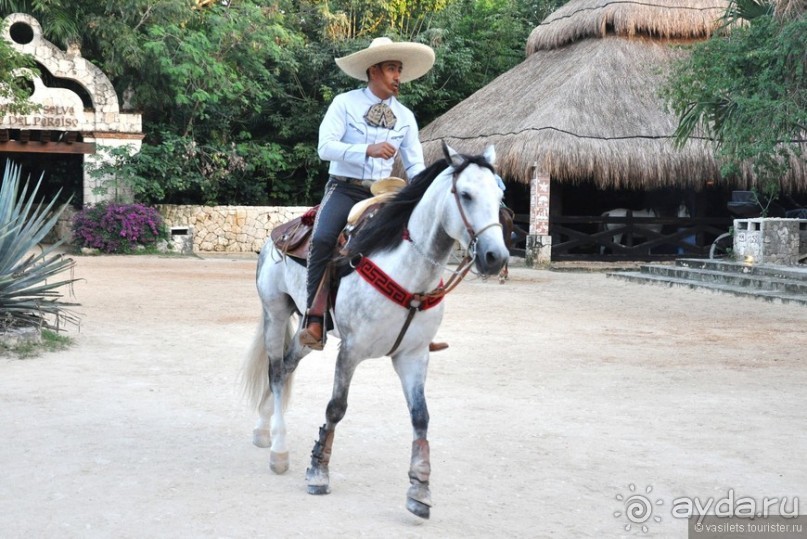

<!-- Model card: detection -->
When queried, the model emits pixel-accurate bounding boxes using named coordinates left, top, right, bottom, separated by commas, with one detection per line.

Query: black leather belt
left=331, top=175, right=373, bottom=189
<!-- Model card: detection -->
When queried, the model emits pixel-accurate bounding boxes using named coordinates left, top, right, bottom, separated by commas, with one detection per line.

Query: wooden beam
left=0, top=140, right=96, bottom=154
left=86, top=131, right=145, bottom=140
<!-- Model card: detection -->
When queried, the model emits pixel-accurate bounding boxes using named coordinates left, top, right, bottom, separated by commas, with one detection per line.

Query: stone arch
left=1, top=13, right=143, bottom=205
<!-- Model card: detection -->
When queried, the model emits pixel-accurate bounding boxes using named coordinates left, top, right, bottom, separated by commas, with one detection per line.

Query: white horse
left=241, top=142, right=509, bottom=519
left=601, top=203, right=689, bottom=251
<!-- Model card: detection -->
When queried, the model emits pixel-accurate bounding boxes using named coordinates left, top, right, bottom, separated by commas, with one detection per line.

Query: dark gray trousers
left=306, top=178, right=372, bottom=308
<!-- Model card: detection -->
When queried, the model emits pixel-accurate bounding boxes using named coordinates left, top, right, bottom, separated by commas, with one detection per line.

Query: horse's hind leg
left=244, top=318, right=277, bottom=449
left=265, top=311, right=306, bottom=474
left=393, top=352, right=432, bottom=519
left=266, top=353, right=292, bottom=474
left=306, top=349, right=358, bottom=495
left=252, top=389, right=273, bottom=449
left=247, top=303, right=301, bottom=474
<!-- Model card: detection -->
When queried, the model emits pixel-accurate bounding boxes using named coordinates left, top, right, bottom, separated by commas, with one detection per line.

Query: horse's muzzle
left=473, top=235, right=509, bottom=275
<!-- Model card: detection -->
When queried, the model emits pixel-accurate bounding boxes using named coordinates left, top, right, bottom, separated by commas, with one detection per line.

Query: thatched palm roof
left=527, top=0, right=727, bottom=53
left=773, top=0, right=806, bottom=20
left=418, top=0, right=804, bottom=191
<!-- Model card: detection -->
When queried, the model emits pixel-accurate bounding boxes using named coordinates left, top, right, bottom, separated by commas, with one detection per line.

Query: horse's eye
left=460, top=191, right=472, bottom=202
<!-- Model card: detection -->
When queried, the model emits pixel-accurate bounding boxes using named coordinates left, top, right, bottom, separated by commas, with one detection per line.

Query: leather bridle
left=381, top=166, right=503, bottom=355
left=449, top=166, right=503, bottom=260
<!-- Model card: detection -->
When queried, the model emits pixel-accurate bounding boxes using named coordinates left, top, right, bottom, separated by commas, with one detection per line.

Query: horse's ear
left=483, top=145, right=496, bottom=167
left=441, top=140, right=464, bottom=168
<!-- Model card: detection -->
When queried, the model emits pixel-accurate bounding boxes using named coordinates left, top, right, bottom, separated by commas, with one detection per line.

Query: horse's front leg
left=393, top=351, right=432, bottom=519
left=306, top=348, right=358, bottom=495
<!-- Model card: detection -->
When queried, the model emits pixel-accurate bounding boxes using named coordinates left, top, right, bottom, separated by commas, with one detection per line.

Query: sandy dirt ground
left=1, top=253, right=806, bottom=538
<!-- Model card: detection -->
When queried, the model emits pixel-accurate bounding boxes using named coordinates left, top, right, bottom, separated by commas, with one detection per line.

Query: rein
left=353, top=166, right=502, bottom=356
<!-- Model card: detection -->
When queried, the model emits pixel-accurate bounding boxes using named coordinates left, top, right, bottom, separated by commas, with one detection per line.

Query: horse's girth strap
left=387, top=306, right=419, bottom=356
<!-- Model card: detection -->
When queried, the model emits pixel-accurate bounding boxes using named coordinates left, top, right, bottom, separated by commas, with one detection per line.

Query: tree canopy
left=664, top=0, right=806, bottom=198
left=1, top=0, right=560, bottom=206
left=0, top=39, right=35, bottom=112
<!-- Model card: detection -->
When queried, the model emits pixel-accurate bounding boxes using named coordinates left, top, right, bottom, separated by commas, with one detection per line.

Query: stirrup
left=299, top=319, right=324, bottom=350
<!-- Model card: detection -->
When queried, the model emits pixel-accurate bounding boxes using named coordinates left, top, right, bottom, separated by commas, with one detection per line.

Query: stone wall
left=157, top=205, right=309, bottom=254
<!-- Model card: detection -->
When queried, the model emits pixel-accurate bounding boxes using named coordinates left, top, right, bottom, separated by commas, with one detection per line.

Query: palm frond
left=724, top=0, right=774, bottom=23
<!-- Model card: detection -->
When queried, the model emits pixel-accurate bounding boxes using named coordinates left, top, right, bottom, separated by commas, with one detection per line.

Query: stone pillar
left=733, top=218, right=807, bottom=265
left=82, top=134, right=143, bottom=205
left=525, top=166, right=552, bottom=267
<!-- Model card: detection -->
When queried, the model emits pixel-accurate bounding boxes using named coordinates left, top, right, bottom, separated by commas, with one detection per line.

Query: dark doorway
left=1, top=153, right=83, bottom=207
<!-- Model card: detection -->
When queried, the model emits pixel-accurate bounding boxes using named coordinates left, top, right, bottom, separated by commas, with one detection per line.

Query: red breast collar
left=355, top=257, right=443, bottom=311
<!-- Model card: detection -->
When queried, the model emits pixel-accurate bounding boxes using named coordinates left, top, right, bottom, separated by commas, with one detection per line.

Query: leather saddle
left=270, top=178, right=405, bottom=264
left=270, top=205, right=318, bottom=261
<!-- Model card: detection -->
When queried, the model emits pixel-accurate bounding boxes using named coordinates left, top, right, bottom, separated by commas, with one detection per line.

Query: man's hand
left=366, top=142, right=397, bottom=159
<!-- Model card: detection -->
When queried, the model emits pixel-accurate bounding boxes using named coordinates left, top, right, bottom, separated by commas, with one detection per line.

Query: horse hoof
left=306, top=466, right=331, bottom=495
left=252, top=428, right=271, bottom=448
left=307, top=484, right=331, bottom=495
left=270, top=451, right=289, bottom=474
left=406, top=498, right=431, bottom=519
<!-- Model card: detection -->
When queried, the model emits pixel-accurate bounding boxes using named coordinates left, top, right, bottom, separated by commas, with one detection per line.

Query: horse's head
left=440, top=142, right=509, bottom=275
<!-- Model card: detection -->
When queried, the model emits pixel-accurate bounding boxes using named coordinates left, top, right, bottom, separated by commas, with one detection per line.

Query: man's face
left=370, top=61, right=403, bottom=98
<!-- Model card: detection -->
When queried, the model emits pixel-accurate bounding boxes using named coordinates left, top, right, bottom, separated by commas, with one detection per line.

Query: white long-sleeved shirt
left=317, top=88, right=425, bottom=181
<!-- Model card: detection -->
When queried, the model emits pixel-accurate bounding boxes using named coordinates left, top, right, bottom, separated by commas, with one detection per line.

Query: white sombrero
left=335, top=37, right=435, bottom=83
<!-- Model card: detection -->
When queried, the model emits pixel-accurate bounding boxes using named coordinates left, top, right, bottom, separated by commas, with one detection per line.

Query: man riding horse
left=300, top=37, right=448, bottom=352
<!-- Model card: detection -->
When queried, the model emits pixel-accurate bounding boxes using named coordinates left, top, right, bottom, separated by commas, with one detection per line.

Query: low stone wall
left=46, top=205, right=77, bottom=245
left=733, top=218, right=807, bottom=265
left=157, top=204, right=309, bottom=254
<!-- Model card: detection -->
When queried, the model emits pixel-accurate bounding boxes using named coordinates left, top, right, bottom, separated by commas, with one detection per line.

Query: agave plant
left=0, top=160, right=79, bottom=332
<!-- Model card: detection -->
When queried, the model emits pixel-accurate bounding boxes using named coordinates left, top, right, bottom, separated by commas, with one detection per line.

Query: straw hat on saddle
left=336, top=37, right=435, bottom=83
left=370, top=176, right=406, bottom=196
left=347, top=177, right=407, bottom=225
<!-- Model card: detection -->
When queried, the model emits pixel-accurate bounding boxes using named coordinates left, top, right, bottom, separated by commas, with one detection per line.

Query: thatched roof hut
left=418, top=0, right=804, bottom=192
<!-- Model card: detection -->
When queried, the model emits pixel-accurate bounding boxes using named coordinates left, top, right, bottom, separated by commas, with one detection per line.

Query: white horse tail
left=240, top=317, right=295, bottom=412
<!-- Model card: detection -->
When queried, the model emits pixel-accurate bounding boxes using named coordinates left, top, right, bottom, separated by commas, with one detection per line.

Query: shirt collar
left=363, top=87, right=393, bottom=106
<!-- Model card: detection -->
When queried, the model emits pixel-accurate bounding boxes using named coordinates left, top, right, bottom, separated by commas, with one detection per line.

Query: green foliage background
left=1, top=0, right=560, bottom=206
left=663, top=0, right=806, bottom=197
